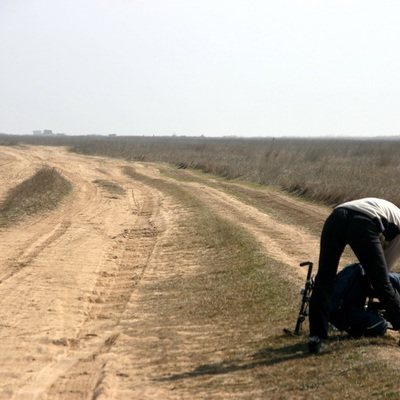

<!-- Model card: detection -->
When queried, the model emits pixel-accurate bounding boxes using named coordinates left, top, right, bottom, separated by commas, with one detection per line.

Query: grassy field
left=3, top=134, right=400, bottom=206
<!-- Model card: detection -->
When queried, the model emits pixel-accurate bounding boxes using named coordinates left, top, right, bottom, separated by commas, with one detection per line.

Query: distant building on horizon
left=33, top=129, right=60, bottom=136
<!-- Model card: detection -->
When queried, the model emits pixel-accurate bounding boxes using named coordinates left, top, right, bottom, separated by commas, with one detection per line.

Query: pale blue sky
left=1, top=0, right=399, bottom=137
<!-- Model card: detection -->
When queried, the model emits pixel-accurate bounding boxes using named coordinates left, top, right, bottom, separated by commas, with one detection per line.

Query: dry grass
left=123, top=166, right=400, bottom=399
left=67, top=136, right=400, bottom=206
left=4, top=134, right=400, bottom=206
left=0, top=167, right=72, bottom=227
left=1, top=138, right=399, bottom=397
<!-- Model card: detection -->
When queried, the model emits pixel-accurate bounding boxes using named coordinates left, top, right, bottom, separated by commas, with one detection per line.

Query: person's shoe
left=308, top=336, right=323, bottom=354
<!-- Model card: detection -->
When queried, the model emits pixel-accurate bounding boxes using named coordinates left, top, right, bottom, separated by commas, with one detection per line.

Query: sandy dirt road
left=0, top=145, right=389, bottom=399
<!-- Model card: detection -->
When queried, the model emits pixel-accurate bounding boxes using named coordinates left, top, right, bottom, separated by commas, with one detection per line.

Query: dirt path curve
left=176, top=181, right=320, bottom=269
left=0, top=145, right=351, bottom=399
left=135, top=163, right=357, bottom=277
left=0, top=146, right=168, bottom=399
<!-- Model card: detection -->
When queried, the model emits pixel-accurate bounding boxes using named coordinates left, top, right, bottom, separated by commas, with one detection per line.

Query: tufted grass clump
left=0, top=167, right=72, bottom=227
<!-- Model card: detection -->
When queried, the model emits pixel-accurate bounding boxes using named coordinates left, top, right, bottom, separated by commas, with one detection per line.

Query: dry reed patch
left=0, top=167, right=72, bottom=226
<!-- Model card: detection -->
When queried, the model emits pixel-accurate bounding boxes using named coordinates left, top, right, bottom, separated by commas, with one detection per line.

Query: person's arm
left=372, top=276, right=400, bottom=330
left=363, top=260, right=400, bottom=330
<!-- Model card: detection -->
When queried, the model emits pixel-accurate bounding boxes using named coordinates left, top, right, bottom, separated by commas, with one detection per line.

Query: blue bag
left=330, top=263, right=387, bottom=337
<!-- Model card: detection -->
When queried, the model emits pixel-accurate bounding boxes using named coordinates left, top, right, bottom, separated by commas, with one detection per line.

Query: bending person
left=308, top=198, right=400, bottom=354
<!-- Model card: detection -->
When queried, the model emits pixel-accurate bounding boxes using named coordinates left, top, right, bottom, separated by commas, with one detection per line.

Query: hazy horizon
left=1, top=1, right=399, bottom=138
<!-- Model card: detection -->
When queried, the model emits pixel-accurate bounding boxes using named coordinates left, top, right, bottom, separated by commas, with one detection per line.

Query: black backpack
left=330, top=263, right=369, bottom=314
left=330, top=263, right=389, bottom=336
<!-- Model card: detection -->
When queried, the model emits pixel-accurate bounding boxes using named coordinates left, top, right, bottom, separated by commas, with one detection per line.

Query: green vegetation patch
left=0, top=167, right=72, bottom=227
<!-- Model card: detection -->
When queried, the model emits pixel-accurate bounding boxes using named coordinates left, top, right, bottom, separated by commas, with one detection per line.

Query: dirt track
left=0, top=145, right=356, bottom=399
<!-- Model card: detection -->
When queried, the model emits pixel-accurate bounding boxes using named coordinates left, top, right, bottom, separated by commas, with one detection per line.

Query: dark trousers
left=309, top=207, right=400, bottom=338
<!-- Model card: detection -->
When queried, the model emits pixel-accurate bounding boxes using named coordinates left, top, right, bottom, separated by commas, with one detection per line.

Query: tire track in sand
left=16, top=184, right=163, bottom=400
left=0, top=147, right=163, bottom=399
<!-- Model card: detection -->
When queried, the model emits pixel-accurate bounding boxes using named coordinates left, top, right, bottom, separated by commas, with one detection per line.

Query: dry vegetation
left=1, top=137, right=400, bottom=398
left=123, top=166, right=400, bottom=399
left=0, top=166, right=72, bottom=227
left=3, top=133, right=400, bottom=206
